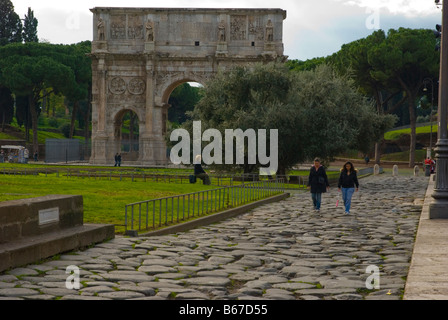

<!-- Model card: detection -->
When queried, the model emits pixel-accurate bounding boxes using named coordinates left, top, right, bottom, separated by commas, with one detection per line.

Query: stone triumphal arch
left=89, top=7, right=287, bottom=165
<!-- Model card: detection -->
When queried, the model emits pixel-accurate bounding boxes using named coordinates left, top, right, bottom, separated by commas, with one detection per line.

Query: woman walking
left=307, top=158, right=330, bottom=212
left=338, top=161, right=359, bottom=214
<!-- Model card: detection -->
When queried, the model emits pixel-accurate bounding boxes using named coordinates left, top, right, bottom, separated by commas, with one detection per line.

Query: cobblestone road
left=0, top=175, right=429, bottom=300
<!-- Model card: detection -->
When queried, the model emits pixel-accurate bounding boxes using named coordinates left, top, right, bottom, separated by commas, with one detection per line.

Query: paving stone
left=82, top=263, right=115, bottom=270
left=273, top=282, right=318, bottom=290
left=330, top=293, right=364, bottom=300
left=141, top=258, right=179, bottom=266
left=40, top=288, right=79, bottom=296
left=0, top=275, right=18, bottom=282
left=263, top=288, right=295, bottom=300
left=184, top=277, right=231, bottom=286
left=80, top=286, right=116, bottom=294
left=115, top=285, right=155, bottom=296
left=7, top=268, right=40, bottom=276
left=26, top=265, right=55, bottom=273
left=100, top=273, right=155, bottom=282
left=229, top=272, right=260, bottom=281
left=0, top=288, right=40, bottom=297
left=175, top=291, right=210, bottom=300
left=244, top=280, right=272, bottom=290
left=98, top=291, right=145, bottom=299
left=0, top=281, right=18, bottom=291
left=138, top=266, right=177, bottom=274
left=60, top=295, right=112, bottom=300
left=153, top=273, right=187, bottom=280
left=23, top=294, right=56, bottom=300
left=196, top=270, right=230, bottom=278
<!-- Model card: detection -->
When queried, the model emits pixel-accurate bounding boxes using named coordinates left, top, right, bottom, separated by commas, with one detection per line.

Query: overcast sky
left=11, top=0, right=442, bottom=61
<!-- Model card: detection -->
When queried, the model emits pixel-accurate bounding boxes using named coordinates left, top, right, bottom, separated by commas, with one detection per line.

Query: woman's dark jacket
left=308, top=165, right=329, bottom=193
left=338, top=170, right=359, bottom=189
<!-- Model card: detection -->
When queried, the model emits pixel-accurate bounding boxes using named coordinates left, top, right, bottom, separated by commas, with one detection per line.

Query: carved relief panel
left=108, top=77, right=146, bottom=104
left=109, top=77, right=127, bottom=95
left=230, top=16, right=247, bottom=41
left=128, top=78, right=146, bottom=95
left=128, top=14, right=144, bottom=39
left=111, top=15, right=126, bottom=40
left=248, top=16, right=265, bottom=41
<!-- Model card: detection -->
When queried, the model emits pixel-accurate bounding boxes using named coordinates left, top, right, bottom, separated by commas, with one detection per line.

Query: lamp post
left=423, top=78, right=435, bottom=158
left=430, top=0, right=448, bottom=218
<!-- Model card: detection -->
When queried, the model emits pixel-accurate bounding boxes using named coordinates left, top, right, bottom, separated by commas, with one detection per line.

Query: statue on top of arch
left=146, top=20, right=155, bottom=42
left=265, top=19, right=274, bottom=42
left=218, top=20, right=226, bottom=42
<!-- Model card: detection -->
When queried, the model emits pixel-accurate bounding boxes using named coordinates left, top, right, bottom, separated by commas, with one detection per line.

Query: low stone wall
left=0, top=195, right=83, bottom=243
left=0, top=195, right=114, bottom=273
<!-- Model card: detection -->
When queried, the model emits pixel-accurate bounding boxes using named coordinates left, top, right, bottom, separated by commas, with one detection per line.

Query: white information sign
left=38, top=207, right=60, bottom=225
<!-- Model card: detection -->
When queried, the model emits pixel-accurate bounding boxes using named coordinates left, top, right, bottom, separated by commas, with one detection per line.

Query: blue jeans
left=342, top=188, right=355, bottom=212
left=311, top=193, right=322, bottom=210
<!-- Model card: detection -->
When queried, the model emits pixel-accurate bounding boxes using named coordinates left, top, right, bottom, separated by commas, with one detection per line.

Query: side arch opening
left=114, top=108, right=140, bottom=162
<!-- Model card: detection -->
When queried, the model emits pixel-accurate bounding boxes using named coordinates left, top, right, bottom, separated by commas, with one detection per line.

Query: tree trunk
left=408, top=97, right=417, bottom=168
left=276, top=165, right=286, bottom=176
left=397, top=76, right=417, bottom=168
left=374, top=142, right=381, bottom=164
left=69, top=101, right=78, bottom=139
left=28, top=95, right=39, bottom=155
left=47, top=93, right=50, bottom=117
left=1, top=109, right=5, bottom=132
left=374, top=89, right=383, bottom=164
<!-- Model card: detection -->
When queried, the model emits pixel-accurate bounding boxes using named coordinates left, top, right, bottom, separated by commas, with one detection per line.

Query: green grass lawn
left=384, top=125, right=439, bottom=141
left=0, top=132, right=18, bottom=140
left=0, top=168, right=287, bottom=234
left=0, top=173, right=214, bottom=234
left=0, top=127, right=85, bottom=144
left=381, top=149, right=428, bottom=163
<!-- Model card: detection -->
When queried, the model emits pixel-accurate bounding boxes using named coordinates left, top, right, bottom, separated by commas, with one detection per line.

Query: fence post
left=188, top=194, right=190, bottom=219
left=124, top=206, right=128, bottom=232
left=131, top=205, right=134, bottom=231
left=177, top=197, right=180, bottom=222
left=138, top=203, right=142, bottom=231
left=146, top=202, right=149, bottom=230
left=152, top=201, right=156, bottom=229
left=159, top=199, right=162, bottom=227
left=182, top=195, right=185, bottom=220
left=165, top=198, right=168, bottom=225
left=172, top=197, right=174, bottom=223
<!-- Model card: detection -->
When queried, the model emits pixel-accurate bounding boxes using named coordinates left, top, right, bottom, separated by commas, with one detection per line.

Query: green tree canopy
left=367, top=28, right=439, bottom=167
left=0, top=86, right=14, bottom=131
left=328, top=28, right=439, bottom=166
left=0, top=0, right=22, bottom=46
left=22, top=7, right=38, bottom=43
left=173, top=62, right=394, bottom=175
left=168, top=83, right=202, bottom=125
left=0, top=42, right=90, bottom=152
left=287, top=56, right=327, bottom=72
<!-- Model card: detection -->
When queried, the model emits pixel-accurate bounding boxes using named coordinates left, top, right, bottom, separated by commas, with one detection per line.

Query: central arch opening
left=166, top=81, right=203, bottom=131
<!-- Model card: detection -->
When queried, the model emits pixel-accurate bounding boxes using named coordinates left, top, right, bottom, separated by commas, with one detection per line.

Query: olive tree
left=172, top=62, right=395, bottom=175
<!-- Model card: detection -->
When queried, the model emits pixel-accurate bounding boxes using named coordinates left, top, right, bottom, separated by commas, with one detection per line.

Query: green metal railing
left=124, top=179, right=286, bottom=234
